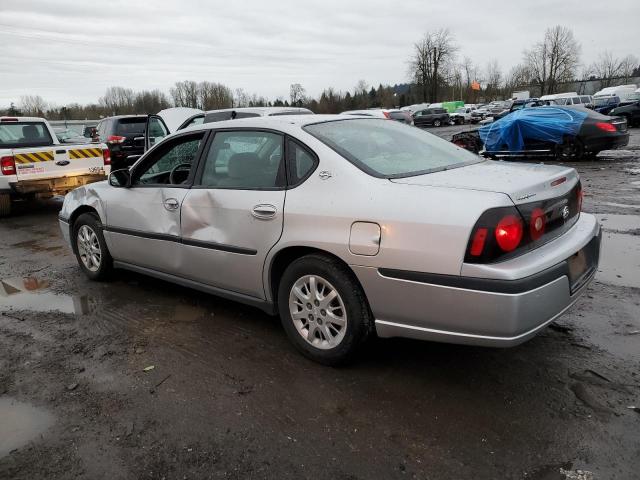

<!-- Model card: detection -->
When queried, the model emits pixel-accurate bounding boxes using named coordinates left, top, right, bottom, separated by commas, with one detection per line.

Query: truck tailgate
left=14, top=145, right=106, bottom=181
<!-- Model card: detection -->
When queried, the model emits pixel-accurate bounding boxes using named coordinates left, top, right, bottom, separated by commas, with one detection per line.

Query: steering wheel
left=169, top=163, right=191, bottom=185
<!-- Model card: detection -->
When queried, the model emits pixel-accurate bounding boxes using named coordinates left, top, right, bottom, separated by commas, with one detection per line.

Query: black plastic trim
left=104, top=225, right=257, bottom=255
left=379, top=262, right=570, bottom=294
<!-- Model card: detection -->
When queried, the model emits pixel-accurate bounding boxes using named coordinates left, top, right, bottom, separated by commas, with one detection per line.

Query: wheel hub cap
left=76, top=225, right=101, bottom=272
left=289, top=274, right=347, bottom=350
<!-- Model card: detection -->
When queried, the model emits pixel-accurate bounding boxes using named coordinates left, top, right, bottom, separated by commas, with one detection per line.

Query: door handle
left=163, top=198, right=180, bottom=211
left=252, top=204, right=277, bottom=219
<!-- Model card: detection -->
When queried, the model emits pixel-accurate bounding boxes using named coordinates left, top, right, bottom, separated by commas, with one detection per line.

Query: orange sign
left=471, top=81, right=481, bottom=91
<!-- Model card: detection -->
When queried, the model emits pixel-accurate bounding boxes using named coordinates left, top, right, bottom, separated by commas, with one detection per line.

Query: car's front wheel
left=433, top=119, right=442, bottom=127
left=73, top=212, right=113, bottom=280
left=278, top=254, right=373, bottom=365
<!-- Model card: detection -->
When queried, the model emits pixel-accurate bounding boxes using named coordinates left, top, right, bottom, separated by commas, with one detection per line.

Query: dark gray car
left=413, top=108, right=450, bottom=128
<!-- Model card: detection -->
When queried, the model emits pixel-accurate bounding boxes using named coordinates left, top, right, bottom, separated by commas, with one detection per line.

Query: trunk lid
left=389, top=160, right=578, bottom=205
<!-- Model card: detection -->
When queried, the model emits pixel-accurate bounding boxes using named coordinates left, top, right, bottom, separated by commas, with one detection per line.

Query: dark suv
left=95, top=115, right=152, bottom=170
left=413, top=108, right=450, bottom=127
left=609, top=99, right=640, bottom=127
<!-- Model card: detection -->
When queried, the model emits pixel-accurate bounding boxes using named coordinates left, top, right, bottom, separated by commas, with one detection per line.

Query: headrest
left=227, top=152, right=261, bottom=179
left=22, top=125, right=39, bottom=139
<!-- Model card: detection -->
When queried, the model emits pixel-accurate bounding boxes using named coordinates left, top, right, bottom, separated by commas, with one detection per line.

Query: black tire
left=433, top=119, right=442, bottom=127
left=72, top=212, right=113, bottom=281
left=556, top=137, right=585, bottom=161
left=0, top=194, right=11, bottom=217
left=277, top=254, right=374, bottom=366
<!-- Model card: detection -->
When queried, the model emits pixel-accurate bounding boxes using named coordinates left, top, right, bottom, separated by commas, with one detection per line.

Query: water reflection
left=0, top=277, right=94, bottom=316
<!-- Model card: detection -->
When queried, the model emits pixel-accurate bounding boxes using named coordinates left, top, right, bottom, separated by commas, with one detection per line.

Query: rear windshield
left=0, top=121, right=54, bottom=148
left=304, top=118, right=481, bottom=178
left=115, top=118, right=146, bottom=136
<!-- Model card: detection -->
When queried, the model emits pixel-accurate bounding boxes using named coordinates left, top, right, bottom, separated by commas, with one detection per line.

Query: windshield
left=303, top=118, right=481, bottom=178
left=593, top=96, right=619, bottom=106
left=0, top=121, right=54, bottom=148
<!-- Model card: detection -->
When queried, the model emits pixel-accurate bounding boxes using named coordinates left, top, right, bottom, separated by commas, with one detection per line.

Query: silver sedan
left=59, top=115, right=601, bottom=365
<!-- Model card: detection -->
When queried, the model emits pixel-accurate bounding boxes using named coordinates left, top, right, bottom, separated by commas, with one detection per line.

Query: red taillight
left=595, top=122, right=616, bottom=133
left=382, top=111, right=391, bottom=119
left=577, top=187, right=583, bottom=212
left=529, top=208, right=546, bottom=241
left=0, top=117, right=18, bottom=123
left=469, top=228, right=488, bottom=256
left=495, top=214, right=523, bottom=252
left=1, top=155, right=16, bottom=175
left=102, top=148, right=111, bottom=165
left=107, top=135, right=126, bottom=144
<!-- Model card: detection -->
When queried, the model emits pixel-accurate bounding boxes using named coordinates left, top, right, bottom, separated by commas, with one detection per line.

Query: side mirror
left=109, top=169, right=131, bottom=188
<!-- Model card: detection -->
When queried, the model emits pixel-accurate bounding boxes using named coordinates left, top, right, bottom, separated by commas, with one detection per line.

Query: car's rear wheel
left=433, top=119, right=442, bottom=127
left=0, top=194, right=11, bottom=217
left=557, top=138, right=584, bottom=161
left=278, top=254, right=373, bottom=365
left=73, top=212, right=113, bottom=280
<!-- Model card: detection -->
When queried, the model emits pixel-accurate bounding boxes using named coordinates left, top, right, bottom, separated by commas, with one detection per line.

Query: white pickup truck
left=0, top=116, right=110, bottom=216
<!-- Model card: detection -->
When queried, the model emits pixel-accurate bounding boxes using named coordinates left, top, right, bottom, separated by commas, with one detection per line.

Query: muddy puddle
left=0, top=277, right=94, bottom=315
left=0, top=397, right=55, bottom=458
left=593, top=214, right=640, bottom=288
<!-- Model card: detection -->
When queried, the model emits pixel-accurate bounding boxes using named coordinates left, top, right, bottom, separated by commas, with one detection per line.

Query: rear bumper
left=352, top=215, right=601, bottom=347
left=583, top=132, right=629, bottom=152
left=11, top=174, right=107, bottom=196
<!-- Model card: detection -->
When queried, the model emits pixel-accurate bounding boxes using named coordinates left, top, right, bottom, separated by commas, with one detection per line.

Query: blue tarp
left=479, top=106, right=588, bottom=152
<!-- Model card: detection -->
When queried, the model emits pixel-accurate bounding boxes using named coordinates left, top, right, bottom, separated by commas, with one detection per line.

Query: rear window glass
left=115, top=118, right=146, bottom=136
left=0, top=122, right=54, bottom=148
left=304, top=118, right=480, bottom=178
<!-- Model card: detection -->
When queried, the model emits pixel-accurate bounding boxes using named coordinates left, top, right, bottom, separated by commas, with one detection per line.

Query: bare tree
left=409, top=29, right=457, bottom=102
left=19, top=95, right=48, bottom=116
left=586, top=52, right=639, bottom=88
left=99, top=87, right=135, bottom=115
left=199, top=82, right=233, bottom=109
left=233, top=88, right=250, bottom=108
left=289, top=83, right=306, bottom=107
left=170, top=81, right=199, bottom=108
left=484, top=60, right=503, bottom=101
left=524, top=26, right=580, bottom=96
left=503, top=64, right=531, bottom=97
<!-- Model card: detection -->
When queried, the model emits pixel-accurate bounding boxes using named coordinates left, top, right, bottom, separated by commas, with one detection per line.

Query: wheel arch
left=68, top=205, right=101, bottom=253
left=266, top=245, right=368, bottom=307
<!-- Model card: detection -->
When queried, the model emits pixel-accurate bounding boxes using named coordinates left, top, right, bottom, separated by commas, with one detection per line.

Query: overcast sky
left=1, top=0, right=639, bottom=107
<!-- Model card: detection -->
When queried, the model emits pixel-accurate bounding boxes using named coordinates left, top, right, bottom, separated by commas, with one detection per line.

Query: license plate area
left=567, top=233, right=601, bottom=294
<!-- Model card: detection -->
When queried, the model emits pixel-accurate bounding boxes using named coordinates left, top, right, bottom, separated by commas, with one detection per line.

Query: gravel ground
left=0, top=126, right=639, bottom=480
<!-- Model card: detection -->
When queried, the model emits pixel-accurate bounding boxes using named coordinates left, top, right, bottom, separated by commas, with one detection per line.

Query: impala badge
left=56, top=160, right=70, bottom=166
left=319, top=171, right=332, bottom=180
left=561, top=206, right=570, bottom=220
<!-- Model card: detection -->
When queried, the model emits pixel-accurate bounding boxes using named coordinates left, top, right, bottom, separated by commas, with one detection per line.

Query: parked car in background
left=59, top=114, right=600, bottom=365
left=609, top=96, right=640, bottom=127
left=591, top=85, right=638, bottom=114
left=95, top=115, right=154, bottom=170
left=413, top=107, right=450, bottom=127
left=175, top=107, right=314, bottom=131
left=340, top=109, right=413, bottom=124
left=450, top=106, right=475, bottom=125
left=0, top=116, right=109, bottom=216
left=540, top=92, right=592, bottom=108
left=492, top=99, right=547, bottom=121
left=472, top=106, right=629, bottom=160
left=54, top=127, right=93, bottom=144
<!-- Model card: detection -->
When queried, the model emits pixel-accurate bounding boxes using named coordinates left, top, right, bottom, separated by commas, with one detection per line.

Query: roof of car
left=204, top=107, right=313, bottom=115
left=179, top=114, right=366, bottom=134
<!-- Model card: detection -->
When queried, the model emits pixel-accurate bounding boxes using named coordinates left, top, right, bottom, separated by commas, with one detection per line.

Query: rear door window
left=199, top=131, right=285, bottom=189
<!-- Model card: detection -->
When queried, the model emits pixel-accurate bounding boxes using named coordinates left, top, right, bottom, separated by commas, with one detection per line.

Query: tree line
left=3, top=24, right=638, bottom=120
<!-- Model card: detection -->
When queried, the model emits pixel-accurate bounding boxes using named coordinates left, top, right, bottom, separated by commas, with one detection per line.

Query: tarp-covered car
left=453, top=106, right=629, bottom=160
